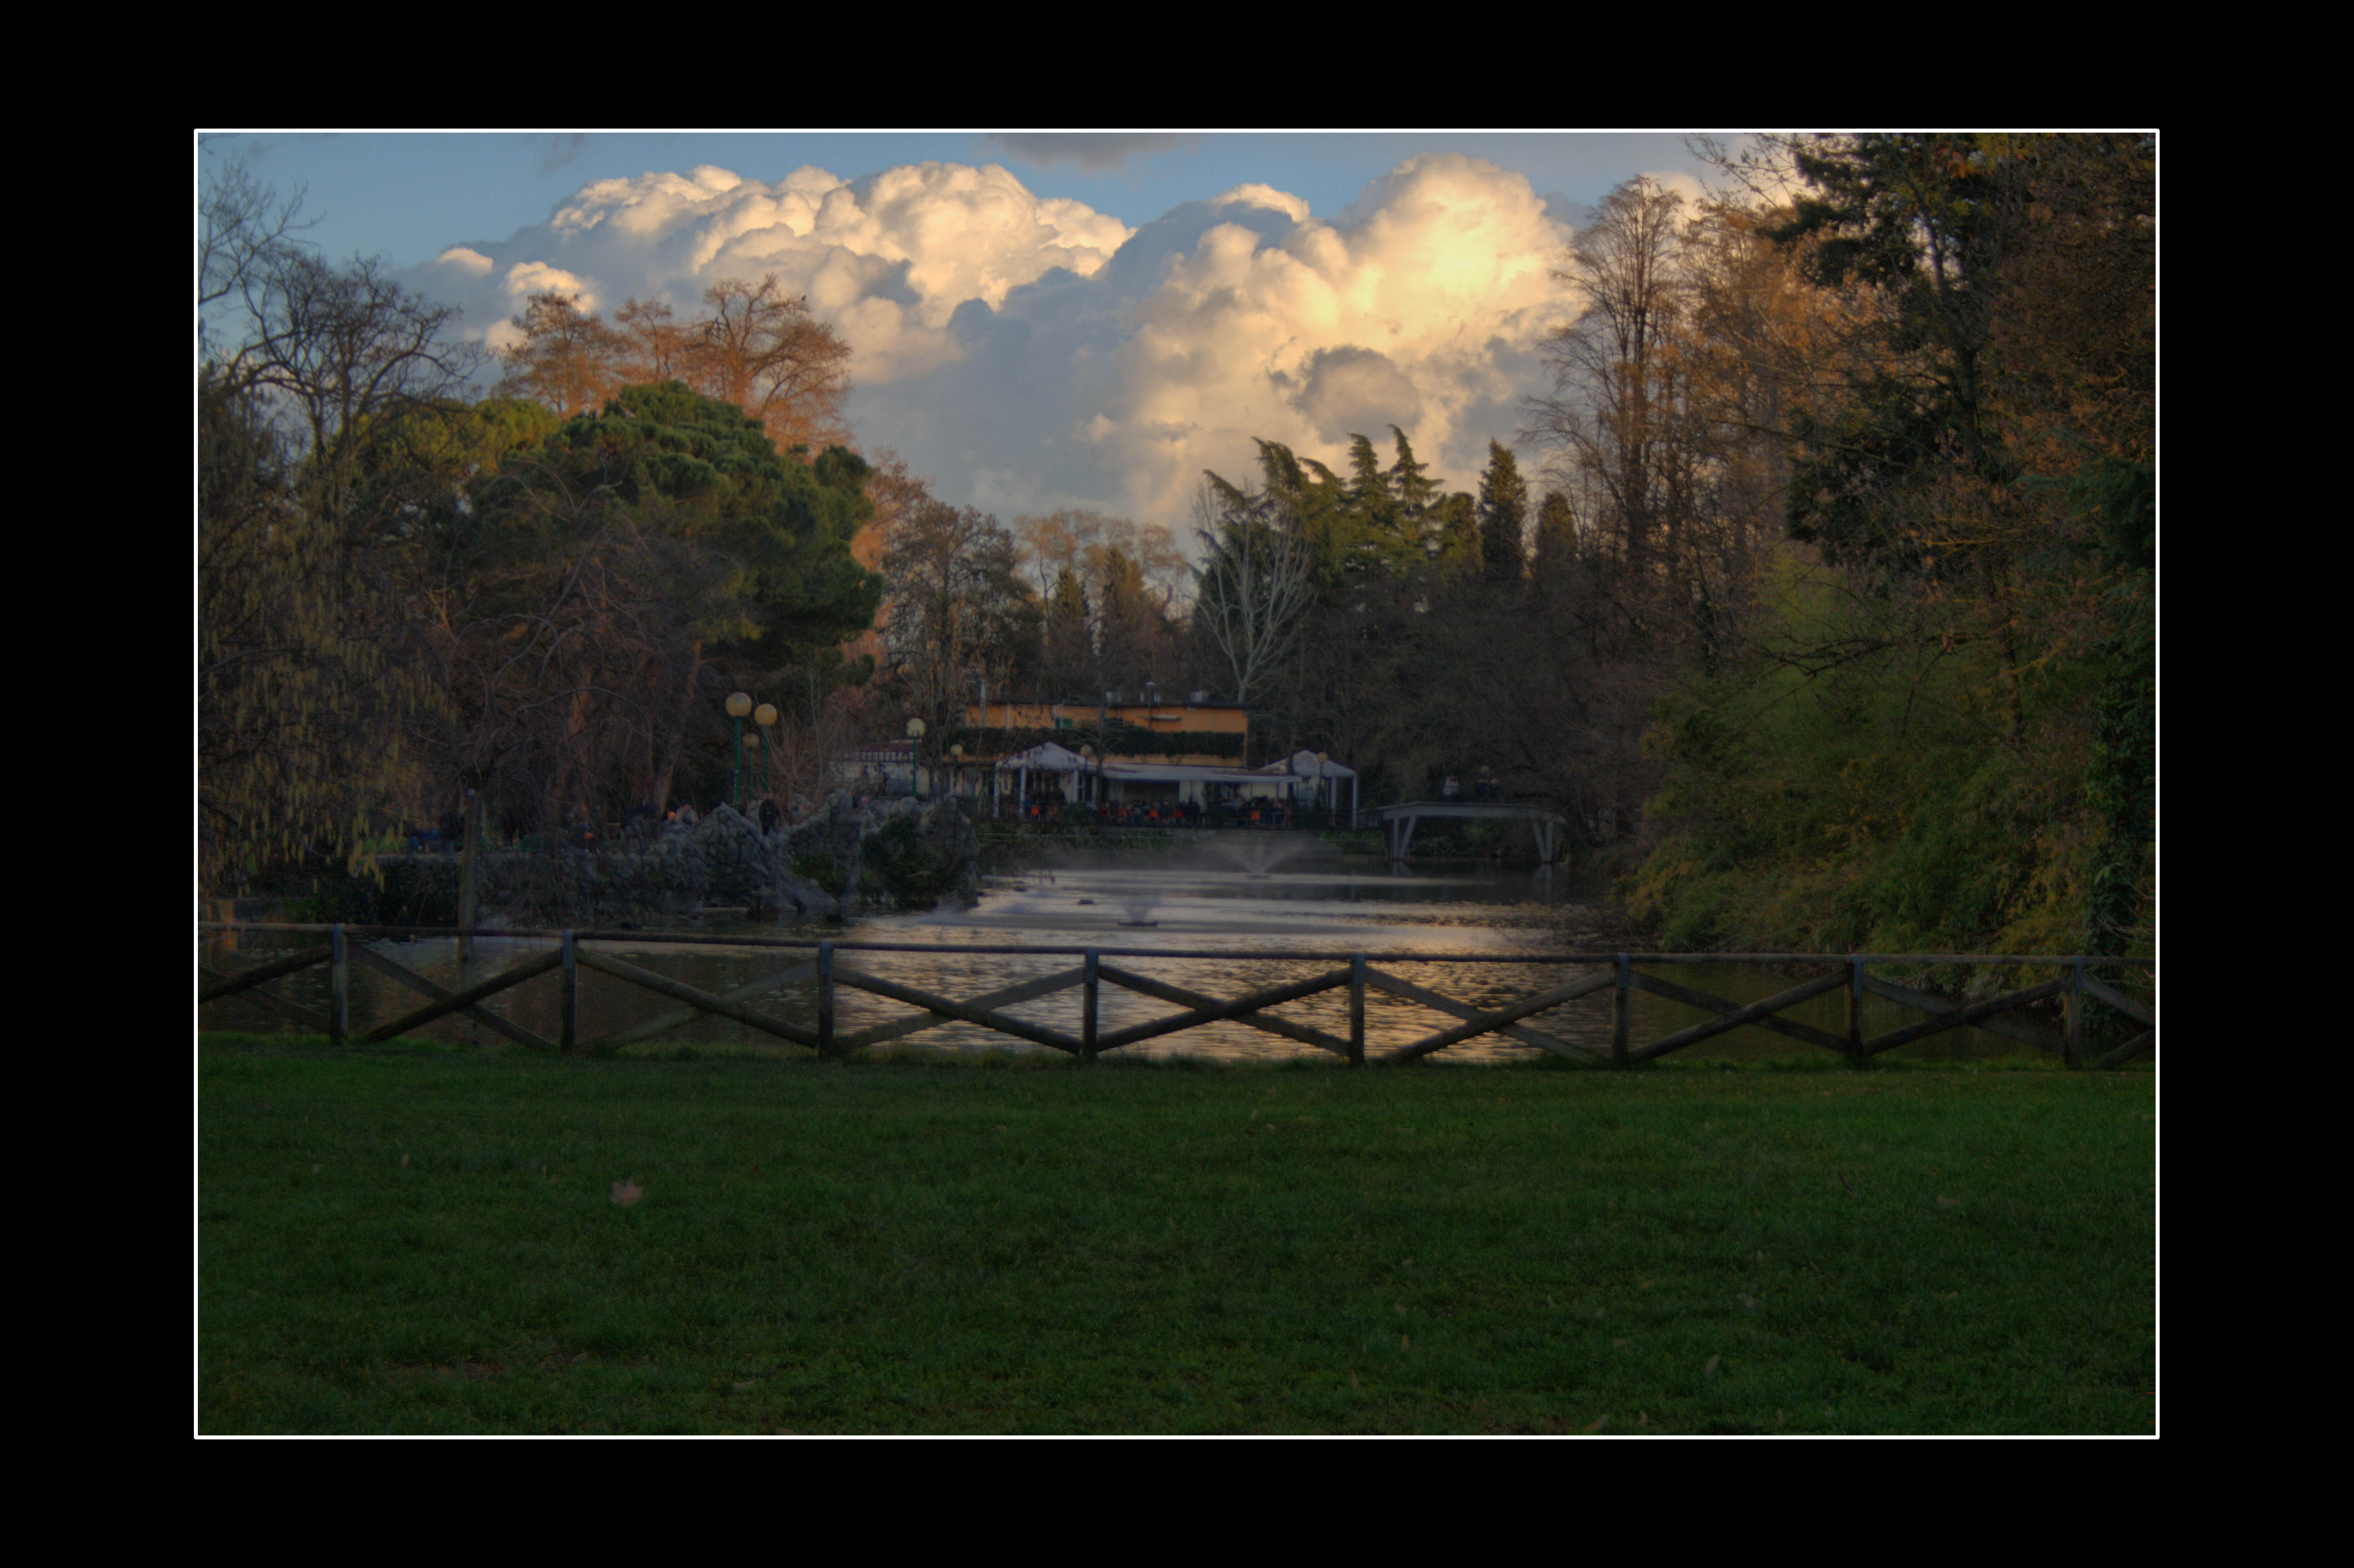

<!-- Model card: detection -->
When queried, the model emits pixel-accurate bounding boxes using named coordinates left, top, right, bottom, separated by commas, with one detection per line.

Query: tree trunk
left=650, top=638, right=704, bottom=811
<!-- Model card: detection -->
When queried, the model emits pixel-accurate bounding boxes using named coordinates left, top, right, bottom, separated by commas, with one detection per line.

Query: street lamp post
left=727, top=691, right=753, bottom=808
left=906, top=717, right=927, bottom=799
left=754, top=702, right=777, bottom=802
left=948, top=742, right=964, bottom=800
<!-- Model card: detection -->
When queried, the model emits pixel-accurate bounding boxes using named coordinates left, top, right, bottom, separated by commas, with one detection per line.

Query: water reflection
left=200, top=852, right=2056, bottom=1064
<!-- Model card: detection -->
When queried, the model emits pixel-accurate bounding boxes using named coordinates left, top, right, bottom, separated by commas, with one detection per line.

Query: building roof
left=994, top=741, right=1088, bottom=772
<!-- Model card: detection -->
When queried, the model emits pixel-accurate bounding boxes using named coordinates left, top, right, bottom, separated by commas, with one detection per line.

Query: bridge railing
left=198, top=925, right=2155, bottom=1070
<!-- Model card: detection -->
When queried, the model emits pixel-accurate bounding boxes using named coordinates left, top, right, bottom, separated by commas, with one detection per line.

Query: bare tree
left=224, top=251, right=483, bottom=525
left=689, top=274, right=854, bottom=456
left=879, top=497, right=1041, bottom=733
left=1524, top=175, right=1696, bottom=585
left=1192, top=477, right=1316, bottom=705
left=496, top=291, right=626, bottom=416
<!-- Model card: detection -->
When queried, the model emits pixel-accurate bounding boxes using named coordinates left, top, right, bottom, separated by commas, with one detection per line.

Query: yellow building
left=964, top=691, right=1246, bottom=765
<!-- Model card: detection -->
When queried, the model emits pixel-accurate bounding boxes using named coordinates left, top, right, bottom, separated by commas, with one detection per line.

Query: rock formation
left=372, top=793, right=981, bottom=929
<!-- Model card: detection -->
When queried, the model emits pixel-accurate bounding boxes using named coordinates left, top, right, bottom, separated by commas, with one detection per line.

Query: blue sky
left=201, top=132, right=1738, bottom=529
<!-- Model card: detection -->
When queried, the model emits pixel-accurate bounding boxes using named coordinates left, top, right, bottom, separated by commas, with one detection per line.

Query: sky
left=202, top=132, right=1739, bottom=536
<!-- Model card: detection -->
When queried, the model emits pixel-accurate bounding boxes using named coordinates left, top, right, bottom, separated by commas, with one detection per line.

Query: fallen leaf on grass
left=1638, top=1412, right=1649, bottom=1426
left=1704, top=1355, right=1721, bottom=1377
left=612, top=1180, right=642, bottom=1207
left=1583, top=1415, right=1608, bottom=1432
left=1740, top=1294, right=1758, bottom=1309
left=1936, top=1196, right=1961, bottom=1207
left=1351, top=1372, right=1361, bottom=1390
left=732, top=1380, right=755, bottom=1392
left=1613, top=1337, right=1629, bottom=1348
left=400, top=1153, right=409, bottom=1168
left=1401, top=1334, right=1410, bottom=1351
left=311, top=1164, right=322, bottom=1174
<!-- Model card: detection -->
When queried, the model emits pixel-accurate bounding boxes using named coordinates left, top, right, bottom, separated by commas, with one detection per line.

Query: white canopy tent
left=1289, top=749, right=1359, bottom=827
left=994, top=740, right=1088, bottom=813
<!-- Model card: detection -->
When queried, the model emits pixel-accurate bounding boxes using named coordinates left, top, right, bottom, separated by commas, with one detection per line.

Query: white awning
left=994, top=740, right=1087, bottom=772
left=1289, top=749, right=1356, bottom=779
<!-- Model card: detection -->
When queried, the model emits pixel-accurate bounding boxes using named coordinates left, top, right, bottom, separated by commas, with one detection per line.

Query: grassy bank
left=199, top=1037, right=2155, bottom=1433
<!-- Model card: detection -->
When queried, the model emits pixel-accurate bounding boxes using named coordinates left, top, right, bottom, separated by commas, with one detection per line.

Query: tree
left=687, top=274, right=854, bottom=456
left=199, top=159, right=480, bottom=890
left=1531, top=491, right=1578, bottom=579
left=221, top=250, right=484, bottom=527
left=615, top=297, right=695, bottom=382
left=1192, top=465, right=1317, bottom=706
left=1526, top=175, right=1695, bottom=586
left=1476, top=441, right=1529, bottom=580
left=496, top=291, right=625, bottom=416
left=199, top=153, right=314, bottom=340
left=1043, top=567, right=1091, bottom=699
left=199, top=371, right=429, bottom=891
left=879, top=497, right=1041, bottom=734
left=444, top=381, right=881, bottom=823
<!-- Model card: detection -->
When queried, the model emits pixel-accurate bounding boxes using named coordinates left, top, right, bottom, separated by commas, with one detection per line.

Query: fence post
left=1349, top=953, right=1366, bottom=1067
left=1611, top=954, right=1630, bottom=1067
left=1082, top=948, right=1100, bottom=1061
left=816, top=940, right=835, bottom=1060
left=1845, top=956, right=1864, bottom=1064
left=330, top=923, right=349, bottom=1044
left=560, top=931, right=577, bottom=1052
left=2065, top=955, right=2083, bottom=1070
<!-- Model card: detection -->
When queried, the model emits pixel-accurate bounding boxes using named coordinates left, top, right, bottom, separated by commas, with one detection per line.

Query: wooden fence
left=196, top=925, right=2157, bottom=1070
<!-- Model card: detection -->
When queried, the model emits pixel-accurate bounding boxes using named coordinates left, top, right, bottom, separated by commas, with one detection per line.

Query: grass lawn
left=198, top=1036, right=2155, bottom=1433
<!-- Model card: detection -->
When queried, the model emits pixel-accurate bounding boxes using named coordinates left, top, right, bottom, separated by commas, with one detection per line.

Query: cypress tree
left=1476, top=440, right=1528, bottom=580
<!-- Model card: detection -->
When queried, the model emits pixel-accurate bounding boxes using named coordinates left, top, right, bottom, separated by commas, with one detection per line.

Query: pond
left=199, top=837, right=2074, bottom=1064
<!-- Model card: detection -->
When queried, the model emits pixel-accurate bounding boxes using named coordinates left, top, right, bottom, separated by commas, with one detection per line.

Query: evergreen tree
left=1476, top=440, right=1529, bottom=580
left=1431, top=492, right=1479, bottom=571
left=1045, top=567, right=1089, bottom=699
left=1531, top=492, right=1577, bottom=580
left=1386, top=425, right=1438, bottom=523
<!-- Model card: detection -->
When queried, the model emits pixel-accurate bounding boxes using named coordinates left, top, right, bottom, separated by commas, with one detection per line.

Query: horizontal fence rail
left=196, top=924, right=2156, bottom=1070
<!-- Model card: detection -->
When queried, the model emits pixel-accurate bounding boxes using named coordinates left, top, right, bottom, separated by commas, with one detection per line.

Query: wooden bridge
left=1375, top=801, right=1572, bottom=862
left=198, top=925, right=2156, bottom=1071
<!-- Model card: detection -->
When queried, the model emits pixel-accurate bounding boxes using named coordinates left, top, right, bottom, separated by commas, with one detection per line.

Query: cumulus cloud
left=932, top=153, right=1574, bottom=524
left=1215, top=184, right=1312, bottom=223
left=503, top=260, right=592, bottom=301
left=403, top=153, right=1575, bottom=543
left=414, top=161, right=1134, bottom=386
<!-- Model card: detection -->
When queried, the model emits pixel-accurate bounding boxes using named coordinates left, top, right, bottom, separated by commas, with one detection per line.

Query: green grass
left=199, top=1035, right=2155, bottom=1433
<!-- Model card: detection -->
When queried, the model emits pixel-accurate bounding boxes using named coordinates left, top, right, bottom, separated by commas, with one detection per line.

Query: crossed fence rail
left=196, top=925, right=2156, bottom=1070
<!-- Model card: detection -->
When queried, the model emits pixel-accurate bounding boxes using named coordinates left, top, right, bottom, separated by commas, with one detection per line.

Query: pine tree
left=1476, top=440, right=1528, bottom=580
left=1386, top=425, right=1437, bottom=521
left=1531, top=491, right=1577, bottom=580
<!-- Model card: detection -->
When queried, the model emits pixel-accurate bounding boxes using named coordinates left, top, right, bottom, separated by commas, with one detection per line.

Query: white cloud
left=403, top=154, right=1576, bottom=544
left=1215, top=183, right=1311, bottom=223
left=503, top=260, right=592, bottom=302
left=934, top=153, right=1574, bottom=527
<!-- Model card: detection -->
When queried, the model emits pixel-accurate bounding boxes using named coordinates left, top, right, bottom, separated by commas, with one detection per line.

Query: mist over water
left=202, top=838, right=2046, bottom=1063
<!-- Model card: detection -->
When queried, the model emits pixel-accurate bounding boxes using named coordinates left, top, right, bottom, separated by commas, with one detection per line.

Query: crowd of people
left=998, top=798, right=1317, bottom=831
